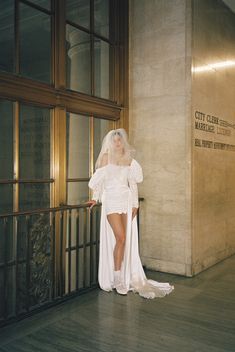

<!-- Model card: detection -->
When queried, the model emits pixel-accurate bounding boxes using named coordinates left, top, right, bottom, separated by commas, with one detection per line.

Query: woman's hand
left=132, top=207, right=138, bottom=220
left=85, top=200, right=97, bottom=210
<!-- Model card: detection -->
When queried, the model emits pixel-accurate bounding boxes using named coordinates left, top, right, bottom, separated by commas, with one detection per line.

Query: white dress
left=88, top=159, right=174, bottom=299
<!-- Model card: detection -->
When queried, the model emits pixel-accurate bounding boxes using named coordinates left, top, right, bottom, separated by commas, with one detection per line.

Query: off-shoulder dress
left=88, top=159, right=174, bottom=299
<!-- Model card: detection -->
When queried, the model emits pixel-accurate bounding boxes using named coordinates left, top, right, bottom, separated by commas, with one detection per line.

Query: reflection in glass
left=94, top=118, right=113, bottom=168
left=0, top=184, right=14, bottom=296
left=0, top=217, right=14, bottom=262
left=28, top=0, right=51, bottom=10
left=0, top=0, right=14, bottom=73
left=17, top=212, right=52, bottom=307
left=19, top=104, right=51, bottom=179
left=94, top=0, right=109, bottom=38
left=19, top=3, right=51, bottom=83
left=94, top=39, right=110, bottom=99
left=0, top=270, right=3, bottom=318
left=66, top=0, right=90, bottom=29
left=0, top=100, right=14, bottom=179
left=66, top=25, right=91, bottom=94
left=19, top=183, right=50, bottom=211
left=67, top=113, right=90, bottom=179
left=67, top=182, right=88, bottom=204
left=0, top=218, right=11, bottom=264
left=6, top=266, right=16, bottom=317
left=0, top=184, right=13, bottom=214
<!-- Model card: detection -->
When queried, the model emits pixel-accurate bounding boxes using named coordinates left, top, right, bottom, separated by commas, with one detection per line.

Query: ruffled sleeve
left=88, top=167, right=105, bottom=202
left=128, top=159, right=143, bottom=208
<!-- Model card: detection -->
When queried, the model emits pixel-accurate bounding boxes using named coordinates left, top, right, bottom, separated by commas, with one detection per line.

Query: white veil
left=95, top=128, right=135, bottom=169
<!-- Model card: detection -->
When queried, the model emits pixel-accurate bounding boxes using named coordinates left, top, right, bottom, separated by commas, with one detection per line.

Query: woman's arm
left=128, top=159, right=143, bottom=218
left=87, top=154, right=107, bottom=207
left=85, top=199, right=97, bottom=210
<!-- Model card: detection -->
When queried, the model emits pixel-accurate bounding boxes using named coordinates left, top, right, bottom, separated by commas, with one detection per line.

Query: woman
left=87, top=128, right=174, bottom=299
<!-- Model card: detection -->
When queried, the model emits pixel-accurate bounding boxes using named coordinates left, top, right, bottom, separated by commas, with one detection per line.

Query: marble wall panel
left=129, top=0, right=235, bottom=277
left=129, top=0, right=192, bottom=276
left=192, top=0, right=235, bottom=274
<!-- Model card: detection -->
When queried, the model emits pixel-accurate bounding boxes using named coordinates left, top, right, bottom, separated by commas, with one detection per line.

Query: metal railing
left=0, top=199, right=143, bottom=327
left=0, top=204, right=101, bottom=327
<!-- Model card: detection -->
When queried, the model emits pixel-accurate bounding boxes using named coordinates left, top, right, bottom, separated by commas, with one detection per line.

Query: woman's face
left=112, top=134, right=123, bottom=151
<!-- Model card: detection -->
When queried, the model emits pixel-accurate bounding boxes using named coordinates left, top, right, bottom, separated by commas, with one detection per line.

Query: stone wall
left=129, top=0, right=192, bottom=276
left=192, top=0, right=235, bottom=274
left=129, top=0, right=235, bottom=277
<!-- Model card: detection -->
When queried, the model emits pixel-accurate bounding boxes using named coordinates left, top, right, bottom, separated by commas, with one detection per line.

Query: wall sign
left=194, top=110, right=235, bottom=151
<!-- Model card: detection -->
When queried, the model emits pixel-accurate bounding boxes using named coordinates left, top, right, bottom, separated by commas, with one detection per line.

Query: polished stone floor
left=0, top=255, right=235, bottom=352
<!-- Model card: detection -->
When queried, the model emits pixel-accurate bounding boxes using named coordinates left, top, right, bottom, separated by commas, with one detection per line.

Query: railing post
left=83, top=208, right=88, bottom=288
left=89, top=209, right=93, bottom=287
left=95, top=208, right=100, bottom=284
left=76, top=209, right=80, bottom=291
left=15, top=216, right=19, bottom=318
left=68, top=209, right=72, bottom=294
left=25, top=215, right=31, bottom=313
left=59, top=210, right=65, bottom=297
left=3, top=218, right=8, bottom=321
left=51, top=212, right=56, bottom=300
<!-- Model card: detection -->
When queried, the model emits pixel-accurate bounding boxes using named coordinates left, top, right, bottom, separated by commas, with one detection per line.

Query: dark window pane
left=66, top=25, right=91, bottom=94
left=0, top=184, right=13, bottom=214
left=0, top=217, right=14, bottom=266
left=19, top=104, right=51, bottom=180
left=94, top=118, right=113, bottom=169
left=94, top=0, right=109, bottom=38
left=0, top=100, right=14, bottom=179
left=94, top=39, right=110, bottom=99
left=19, top=183, right=50, bottom=211
left=28, top=0, right=51, bottom=10
left=6, top=266, right=16, bottom=317
left=0, top=185, right=14, bottom=278
left=67, top=182, right=88, bottom=205
left=66, top=0, right=90, bottom=30
left=67, top=113, right=90, bottom=179
left=0, top=270, right=4, bottom=318
left=19, top=3, right=51, bottom=83
left=0, top=0, right=14, bottom=73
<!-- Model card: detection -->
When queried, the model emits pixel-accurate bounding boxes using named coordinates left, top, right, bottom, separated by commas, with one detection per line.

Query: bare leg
left=107, top=213, right=127, bottom=271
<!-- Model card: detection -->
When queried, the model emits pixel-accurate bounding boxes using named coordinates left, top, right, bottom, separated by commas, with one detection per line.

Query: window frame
left=0, top=0, right=129, bottom=213
left=0, top=99, right=54, bottom=214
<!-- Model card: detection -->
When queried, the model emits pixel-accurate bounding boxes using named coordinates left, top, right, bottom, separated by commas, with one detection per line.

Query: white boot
left=114, top=270, right=128, bottom=295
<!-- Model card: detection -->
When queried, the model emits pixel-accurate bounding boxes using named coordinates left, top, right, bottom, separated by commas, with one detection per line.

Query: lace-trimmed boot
left=114, top=270, right=128, bottom=295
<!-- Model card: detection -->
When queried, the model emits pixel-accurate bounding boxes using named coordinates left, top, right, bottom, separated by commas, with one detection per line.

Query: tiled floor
left=0, top=255, right=235, bottom=351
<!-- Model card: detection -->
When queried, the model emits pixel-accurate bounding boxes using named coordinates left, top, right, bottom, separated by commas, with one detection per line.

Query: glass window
left=66, top=25, right=91, bottom=94
left=94, top=0, right=109, bottom=38
left=67, top=182, right=88, bottom=204
left=0, top=270, right=4, bottom=318
left=28, top=0, right=51, bottom=10
left=0, top=205, right=14, bottom=303
left=0, top=100, right=14, bottom=180
left=19, top=183, right=50, bottom=211
left=66, top=0, right=90, bottom=30
left=19, top=104, right=51, bottom=180
left=94, top=117, right=113, bottom=168
left=19, top=3, right=51, bottom=83
left=0, top=184, right=13, bottom=214
left=6, top=266, right=16, bottom=317
left=94, top=39, right=110, bottom=99
left=0, top=0, right=14, bottom=73
left=67, top=112, right=90, bottom=205
left=67, top=113, right=90, bottom=179
left=0, top=216, right=14, bottom=268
